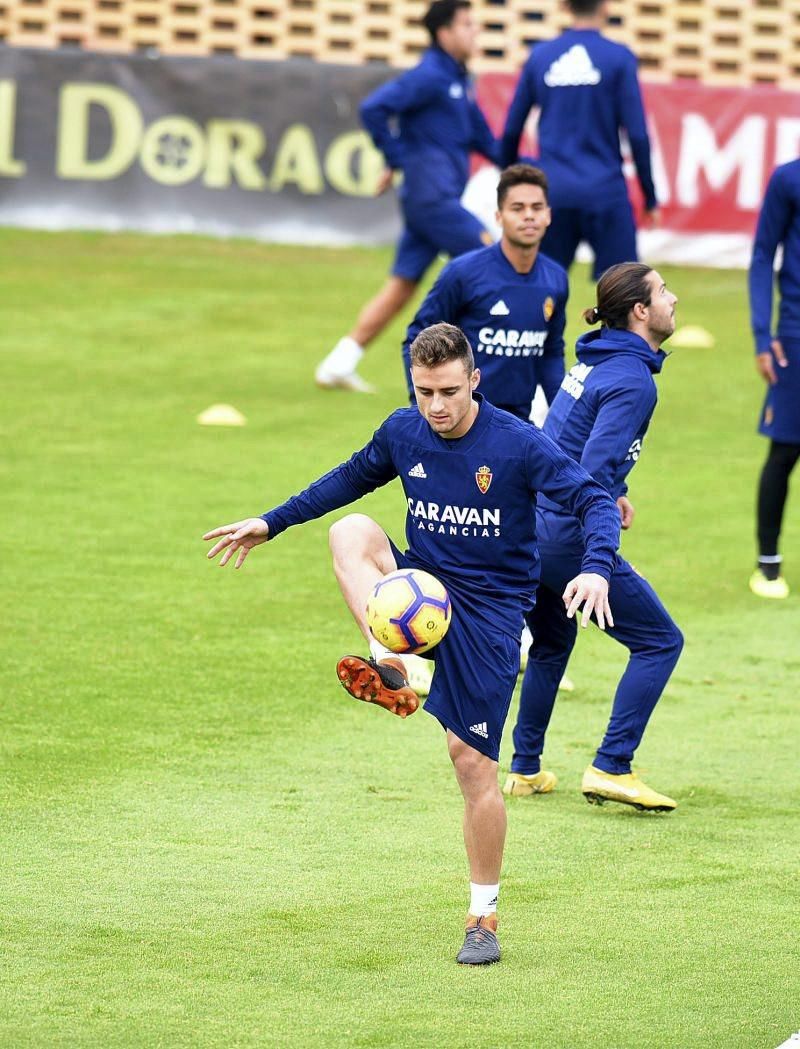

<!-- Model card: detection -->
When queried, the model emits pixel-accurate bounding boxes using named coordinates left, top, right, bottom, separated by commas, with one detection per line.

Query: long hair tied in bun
left=583, top=262, right=654, bottom=329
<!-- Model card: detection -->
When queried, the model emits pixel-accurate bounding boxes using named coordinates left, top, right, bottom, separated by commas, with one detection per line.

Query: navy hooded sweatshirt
left=537, top=327, right=667, bottom=549
left=360, top=47, right=500, bottom=209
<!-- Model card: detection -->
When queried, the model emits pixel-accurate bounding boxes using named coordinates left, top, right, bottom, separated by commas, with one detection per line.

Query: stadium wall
left=0, top=47, right=798, bottom=266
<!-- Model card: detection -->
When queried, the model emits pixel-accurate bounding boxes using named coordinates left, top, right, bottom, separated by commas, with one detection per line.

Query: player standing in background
left=505, top=264, right=683, bottom=811
left=401, top=165, right=568, bottom=418
left=747, top=158, right=800, bottom=599
left=206, top=323, right=620, bottom=965
left=499, top=0, right=659, bottom=278
left=314, top=0, right=499, bottom=394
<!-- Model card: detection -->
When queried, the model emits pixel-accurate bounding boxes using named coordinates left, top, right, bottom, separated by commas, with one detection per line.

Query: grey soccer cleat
left=456, top=914, right=500, bottom=965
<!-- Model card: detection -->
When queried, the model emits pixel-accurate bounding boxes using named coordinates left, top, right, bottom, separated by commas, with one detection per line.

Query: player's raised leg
left=328, top=513, right=419, bottom=717
left=448, top=731, right=504, bottom=965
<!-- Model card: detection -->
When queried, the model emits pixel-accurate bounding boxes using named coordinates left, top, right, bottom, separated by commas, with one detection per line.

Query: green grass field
left=1, top=228, right=798, bottom=1048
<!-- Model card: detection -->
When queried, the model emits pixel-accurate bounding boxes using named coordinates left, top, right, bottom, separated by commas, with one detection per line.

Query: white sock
left=369, top=638, right=393, bottom=663
left=319, top=336, right=364, bottom=377
left=470, top=882, right=499, bottom=917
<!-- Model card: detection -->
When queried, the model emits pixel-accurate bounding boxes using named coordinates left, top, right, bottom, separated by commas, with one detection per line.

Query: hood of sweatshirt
left=575, top=327, right=667, bottom=374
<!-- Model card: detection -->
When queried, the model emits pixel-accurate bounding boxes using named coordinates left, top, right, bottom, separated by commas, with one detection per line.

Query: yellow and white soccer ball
left=366, top=568, right=452, bottom=655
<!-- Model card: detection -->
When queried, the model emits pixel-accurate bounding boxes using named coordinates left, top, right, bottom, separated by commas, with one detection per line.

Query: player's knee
left=328, top=513, right=378, bottom=554
left=666, top=623, right=684, bottom=660
left=654, top=621, right=683, bottom=665
left=449, top=736, right=496, bottom=793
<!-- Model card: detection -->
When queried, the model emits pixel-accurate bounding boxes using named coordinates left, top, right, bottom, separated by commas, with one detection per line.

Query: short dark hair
left=497, top=163, right=549, bottom=208
left=409, top=322, right=474, bottom=373
left=422, top=0, right=471, bottom=44
left=566, top=0, right=605, bottom=15
left=583, top=262, right=654, bottom=329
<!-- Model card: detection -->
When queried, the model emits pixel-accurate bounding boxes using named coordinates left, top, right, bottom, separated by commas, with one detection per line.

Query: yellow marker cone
left=197, top=404, right=246, bottom=427
left=670, top=325, right=715, bottom=349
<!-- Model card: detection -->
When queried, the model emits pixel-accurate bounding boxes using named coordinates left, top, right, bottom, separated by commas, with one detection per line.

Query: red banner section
left=477, top=75, right=800, bottom=237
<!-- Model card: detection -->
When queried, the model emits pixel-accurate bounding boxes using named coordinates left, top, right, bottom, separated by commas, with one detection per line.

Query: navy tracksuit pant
left=511, top=547, right=683, bottom=776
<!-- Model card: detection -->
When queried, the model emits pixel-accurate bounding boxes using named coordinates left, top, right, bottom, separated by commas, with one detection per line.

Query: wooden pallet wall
left=1, top=0, right=798, bottom=87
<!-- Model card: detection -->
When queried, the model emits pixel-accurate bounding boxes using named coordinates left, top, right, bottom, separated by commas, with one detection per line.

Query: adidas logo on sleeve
left=469, top=722, right=489, bottom=739
left=544, top=45, right=601, bottom=87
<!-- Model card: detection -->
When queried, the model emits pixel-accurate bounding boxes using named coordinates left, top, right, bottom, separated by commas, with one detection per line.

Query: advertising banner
left=0, top=48, right=798, bottom=265
left=0, top=48, right=394, bottom=243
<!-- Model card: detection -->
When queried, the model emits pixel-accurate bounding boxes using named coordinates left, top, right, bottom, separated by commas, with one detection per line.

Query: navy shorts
left=759, top=337, right=800, bottom=444
left=389, top=540, right=520, bottom=762
left=542, top=199, right=638, bottom=279
left=391, top=199, right=488, bottom=282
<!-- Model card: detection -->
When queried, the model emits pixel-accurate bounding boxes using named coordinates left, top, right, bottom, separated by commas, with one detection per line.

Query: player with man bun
left=505, top=263, right=684, bottom=811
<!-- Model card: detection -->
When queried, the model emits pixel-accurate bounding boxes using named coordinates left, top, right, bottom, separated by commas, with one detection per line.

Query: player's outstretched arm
left=563, top=573, right=613, bottom=631
left=203, top=518, right=269, bottom=569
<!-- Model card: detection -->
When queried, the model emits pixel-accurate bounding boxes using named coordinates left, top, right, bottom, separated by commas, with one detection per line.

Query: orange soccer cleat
left=336, top=656, right=420, bottom=718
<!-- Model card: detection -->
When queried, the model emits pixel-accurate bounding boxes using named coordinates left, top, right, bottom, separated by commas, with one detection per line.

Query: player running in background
left=499, top=0, right=659, bottom=278
left=206, top=322, right=620, bottom=965
left=747, top=158, right=800, bottom=599
left=314, top=0, right=499, bottom=394
left=401, top=164, right=568, bottom=418
left=505, top=264, right=683, bottom=811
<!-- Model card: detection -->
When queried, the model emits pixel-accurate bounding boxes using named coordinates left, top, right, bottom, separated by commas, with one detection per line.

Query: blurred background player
left=499, top=0, right=659, bottom=278
left=314, top=0, right=499, bottom=394
left=401, top=164, right=567, bottom=418
left=206, top=322, right=620, bottom=965
left=505, top=264, right=683, bottom=811
left=747, top=157, right=800, bottom=600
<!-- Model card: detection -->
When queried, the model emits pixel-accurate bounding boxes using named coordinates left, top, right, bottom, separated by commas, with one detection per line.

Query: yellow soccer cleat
left=749, top=570, right=789, bottom=600
left=502, top=770, right=558, bottom=797
left=581, top=765, right=676, bottom=812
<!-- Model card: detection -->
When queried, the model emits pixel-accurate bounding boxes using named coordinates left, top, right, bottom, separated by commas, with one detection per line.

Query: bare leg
left=329, top=513, right=397, bottom=639
left=329, top=514, right=420, bottom=717
left=448, top=731, right=506, bottom=884
left=349, top=276, right=418, bottom=348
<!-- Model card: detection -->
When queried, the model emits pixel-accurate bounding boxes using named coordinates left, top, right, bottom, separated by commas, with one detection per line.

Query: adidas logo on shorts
left=469, top=721, right=489, bottom=739
left=408, top=462, right=427, bottom=478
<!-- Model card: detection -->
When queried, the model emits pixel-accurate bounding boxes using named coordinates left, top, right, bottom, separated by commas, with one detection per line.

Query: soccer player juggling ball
left=205, top=323, right=620, bottom=966
left=505, top=264, right=684, bottom=811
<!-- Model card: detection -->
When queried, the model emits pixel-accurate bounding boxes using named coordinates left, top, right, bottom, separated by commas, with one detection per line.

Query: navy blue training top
left=262, top=396, right=620, bottom=634
left=538, top=328, right=666, bottom=548
left=402, top=243, right=569, bottom=416
left=748, top=158, right=800, bottom=354
left=360, top=47, right=500, bottom=207
left=500, top=29, right=656, bottom=212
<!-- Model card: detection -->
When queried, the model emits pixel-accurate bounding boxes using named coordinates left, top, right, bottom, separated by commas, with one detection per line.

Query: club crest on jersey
left=475, top=465, right=493, bottom=494
left=543, top=296, right=555, bottom=321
